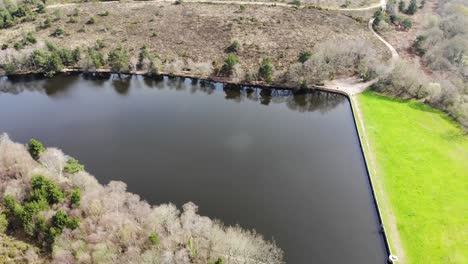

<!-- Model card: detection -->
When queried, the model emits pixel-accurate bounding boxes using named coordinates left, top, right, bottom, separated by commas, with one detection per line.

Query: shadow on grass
left=440, top=130, right=468, bottom=143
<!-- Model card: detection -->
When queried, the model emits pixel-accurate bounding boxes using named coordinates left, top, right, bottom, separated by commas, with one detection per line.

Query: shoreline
left=1, top=68, right=352, bottom=96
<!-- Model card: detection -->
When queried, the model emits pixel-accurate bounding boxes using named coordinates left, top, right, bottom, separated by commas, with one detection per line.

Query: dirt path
left=319, top=17, right=399, bottom=95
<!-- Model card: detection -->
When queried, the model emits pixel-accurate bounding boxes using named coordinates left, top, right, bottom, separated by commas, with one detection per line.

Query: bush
left=41, top=16, right=51, bottom=29
left=98, top=11, right=110, bottom=17
left=13, top=42, right=23, bottom=50
left=402, top=18, right=412, bottom=30
left=86, top=17, right=95, bottom=25
left=108, top=46, right=130, bottom=73
left=72, top=47, right=81, bottom=64
left=148, top=232, right=160, bottom=246
left=53, top=9, right=62, bottom=21
left=30, top=49, right=64, bottom=77
left=0, top=214, right=8, bottom=233
left=37, top=4, right=45, bottom=14
left=258, top=58, right=274, bottom=83
left=4, top=63, right=17, bottom=74
left=398, top=0, right=406, bottom=12
left=95, top=39, right=106, bottom=50
left=28, top=139, right=45, bottom=160
left=64, top=158, right=84, bottom=174
left=298, top=51, right=312, bottom=63
left=406, top=0, right=418, bottom=15
left=85, top=48, right=105, bottom=69
left=67, top=17, right=77, bottom=24
left=52, top=27, right=65, bottom=37
left=291, top=0, right=301, bottom=7
left=51, top=210, right=69, bottom=230
left=221, top=54, right=239, bottom=75
left=413, top=35, right=427, bottom=55
left=31, top=175, right=64, bottom=205
left=70, top=188, right=81, bottom=206
left=24, top=32, right=37, bottom=45
left=226, top=40, right=240, bottom=53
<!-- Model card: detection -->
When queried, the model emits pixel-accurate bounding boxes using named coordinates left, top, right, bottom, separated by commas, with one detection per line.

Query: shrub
left=4, top=63, right=17, bottom=74
left=72, top=47, right=81, bottom=64
left=30, top=49, right=64, bottom=77
left=298, top=51, right=312, bottom=63
left=398, top=0, right=406, bottom=12
left=30, top=175, right=64, bottom=205
left=291, top=0, right=301, bottom=7
left=64, top=158, right=84, bottom=174
left=1, top=43, right=8, bottom=50
left=95, top=39, right=106, bottom=50
left=98, top=11, right=110, bottom=17
left=85, top=48, right=105, bottom=69
left=258, top=58, right=274, bottom=83
left=413, top=35, right=427, bottom=55
left=221, top=54, right=239, bottom=75
left=37, top=4, right=45, bottom=14
left=86, top=17, right=95, bottom=25
left=53, top=9, right=62, bottom=21
left=0, top=214, right=7, bottom=233
left=138, top=45, right=150, bottom=62
left=70, top=189, right=81, bottom=206
left=41, top=16, right=51, bottom=29
left=67, top=17, right=77, bottom=24
left=52, top=210, right=74, bottom=230
left=406, top=0, right=418, bottom=15
left=174, top=0, right=183, bottom=5
left=148, top=232, right=160, bottom=246
left=226, top=40, right=240, bottom=53
left=148, top=57, right=161, bottom=76
left=24, top=32, right=37, bottom=45
left=28, top=139, right=45, bottom=160
left=52, top=27, right=65, bottom=37
left=108, top=46, right=130, bottom=73
left=72, top=8, right=79, bottom=17
left=13, top=42, right=23, bottom=50
left=402, top=18, right=412, bottom=30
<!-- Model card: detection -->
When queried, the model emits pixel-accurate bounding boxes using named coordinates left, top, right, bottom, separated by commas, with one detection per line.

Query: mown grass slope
left=358, top=91, right=468, bottom=264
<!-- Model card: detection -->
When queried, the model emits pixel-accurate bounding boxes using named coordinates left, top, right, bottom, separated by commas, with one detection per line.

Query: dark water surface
left=0, top=74, right=387, bottom=263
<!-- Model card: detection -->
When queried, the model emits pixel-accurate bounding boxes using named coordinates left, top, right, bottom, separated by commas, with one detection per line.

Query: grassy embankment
left=356, top=91, right=467, bottom=263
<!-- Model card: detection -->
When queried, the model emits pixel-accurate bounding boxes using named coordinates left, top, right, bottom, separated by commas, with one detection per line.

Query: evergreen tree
left=407, top=0, right=418, bottom=15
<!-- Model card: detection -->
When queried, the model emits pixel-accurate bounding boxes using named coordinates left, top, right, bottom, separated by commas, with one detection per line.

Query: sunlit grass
left=358, top=91, right=468, bottom=264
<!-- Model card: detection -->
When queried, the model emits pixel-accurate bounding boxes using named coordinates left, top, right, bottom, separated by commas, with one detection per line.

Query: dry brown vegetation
left=202, top=0, right=380, bottom=8
left=0, top=1, right=389, bottom=83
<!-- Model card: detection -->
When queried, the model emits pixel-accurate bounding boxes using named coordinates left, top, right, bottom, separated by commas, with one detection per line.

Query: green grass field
left=357, top=91, right=468, bottom=264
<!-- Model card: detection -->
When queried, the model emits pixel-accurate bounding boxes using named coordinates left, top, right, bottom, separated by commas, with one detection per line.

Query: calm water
left=0, top=74, right=387, bottom=263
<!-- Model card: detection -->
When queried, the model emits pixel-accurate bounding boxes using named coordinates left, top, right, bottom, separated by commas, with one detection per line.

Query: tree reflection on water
left=0, top=74, right=345, bottom=113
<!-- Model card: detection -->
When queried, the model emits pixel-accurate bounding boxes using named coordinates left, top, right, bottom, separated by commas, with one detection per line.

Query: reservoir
left=0, top=74, right=387, bottom=263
